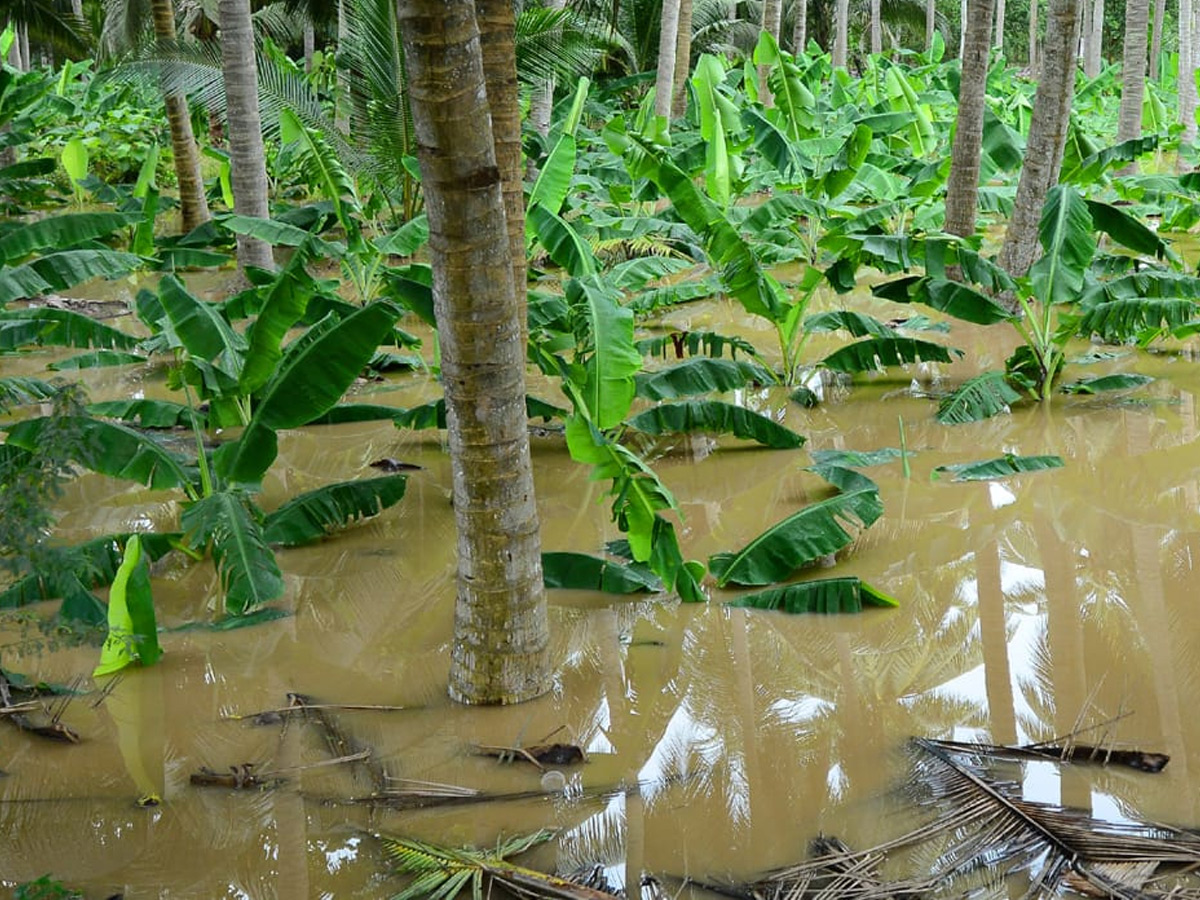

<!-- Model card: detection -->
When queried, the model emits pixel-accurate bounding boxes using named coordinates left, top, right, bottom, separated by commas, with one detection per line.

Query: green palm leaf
left=709, top=487, right=884, bottom=587
left=728, top=577, right=898, bottom=613
left=262, top=475, right=409, bottom=546
left=627, top=400, right=805, bottom=449
left=936, top=371, right=1021, bottom=424
left=0, top=375, right=56, bottom=409
left=182, top=490, right=284, bottom=615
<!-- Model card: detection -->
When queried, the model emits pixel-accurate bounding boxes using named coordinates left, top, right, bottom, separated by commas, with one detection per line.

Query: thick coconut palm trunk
left=152, top=0, right=210, bottom=233
left=218, top=0, right=274, bottom=270
left=398, top=0, right=550, bottom=705
left=998, top=0, right=1083, bottom=277
left=944, top=0, right=997, bottom=237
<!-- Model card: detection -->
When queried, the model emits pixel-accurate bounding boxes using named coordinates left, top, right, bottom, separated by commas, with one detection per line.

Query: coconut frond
left=908, top=738, right=1200, bottom=896
left=380, top=830, right=624, bottom=900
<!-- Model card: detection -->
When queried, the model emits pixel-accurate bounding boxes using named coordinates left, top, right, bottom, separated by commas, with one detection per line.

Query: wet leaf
left=1060, top=373, right=1154, bottom=394
left=542, top=551, right=662, bottom=593
left=933, top=454, right=1064, bottom=481
left=936, top=371, right=1021, bottom=424
left=627, top=400, right=804, bottom=449
left=728, top=577, right=898, bottom=613
left=262, top=475, right=409, bottom=546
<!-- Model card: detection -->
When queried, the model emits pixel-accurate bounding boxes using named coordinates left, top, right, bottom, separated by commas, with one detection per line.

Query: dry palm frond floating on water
left=738, top=738, right=1200, bottom=900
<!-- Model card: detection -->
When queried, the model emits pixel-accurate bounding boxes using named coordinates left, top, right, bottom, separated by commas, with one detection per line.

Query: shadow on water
left=4, top=287, right=1200, bottom=895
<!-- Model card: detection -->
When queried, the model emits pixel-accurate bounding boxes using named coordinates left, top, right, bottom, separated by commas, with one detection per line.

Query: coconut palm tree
left=102, top=0, right=210, bottom=232
left=997, top=0, right=1083, bottom=277
left=944, top=0, right=996, bottom=238
left=217, top=0, right=273, bottom=270
left=398, top=0, right=549, bottom=704
left=1116, top=0, right=1151, bottom=171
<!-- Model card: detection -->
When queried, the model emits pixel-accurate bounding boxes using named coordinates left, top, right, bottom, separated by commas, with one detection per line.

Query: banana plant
left=2, top=260, right=409, bottom=616
left=875, top=185, right=1192, bottom=423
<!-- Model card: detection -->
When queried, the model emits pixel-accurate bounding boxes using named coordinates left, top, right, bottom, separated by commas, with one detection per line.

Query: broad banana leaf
left=214, top=301, right=401, bottom=485
left=692, top=53, right=739, bottom=208
left=1060, top=373, right=1154, bottom=394
left=0, top=249, right=141, bottom=306
left=4, top=415, right=196, bottom=491
left=0, top=307, right=140, bottom=351
left=728, top=576, right=898, bottom=613
left=1030, top=185, right=1095, bottom=307
left=156, top=274, right=246, bottom=372
left=94, top=535, right=161, bottom=677
left=182, top=490, right=284, bottom=615
left=567, top=275, right=641, bottom=428
left=1077, top=297, right=1198, bottom=343
left=528, top=205, right=596, bottom=277
left=88, top=399, right=200, bottom=428
left=49, top=350, right=148, bottom=370
left=541, top=551, right=662, bottom=593
left=933, top=454, right=1064, bottom=481
left=820, top=337, right=960, bottom=373
left=0, top=211, right=140, bottom=263
left=262, top=474, right=409, bottom=546
left=279, top=108, right=360, bottom=230
left=709, top=486, right=883, bottom=586
left=527, top=77, right=589, bottom=220
left=936, top=371, right=1021, bottom=424
left=627, top=400, right=805, bottom=450
left=635, top=358, right=775, bottom=400
left=239, top=250, right=315, bottom=395
left=1084, top=199, right=1176, bottom=263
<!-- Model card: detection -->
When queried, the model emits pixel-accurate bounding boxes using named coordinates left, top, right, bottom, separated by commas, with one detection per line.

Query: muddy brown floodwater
left=3, top=275, right=1200, bottom=898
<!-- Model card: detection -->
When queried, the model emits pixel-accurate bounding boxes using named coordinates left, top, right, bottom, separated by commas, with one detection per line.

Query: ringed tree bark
left=925, top=0, right=935, bottom=50
left=1083, top=0, right=1103, bottom=77
left=1116, top=0, right=1151, bottom=169
left=1182, top=0, right=1198, bottom=148
left=152, top=0, right=210, bottom=232
left=1149, top=0, right=1167, bottom=78
left=217, top=0, right=274, bottom=270
left=795, top=0, right=808, bottom=52
left=994, top=0, right=1007, bottom=49
left=475, top=0, right=527, bottom=339
left=1028, top=0, right=1039, bottom=72
left=870, top=0, right=882, bottom=53
left=397, top=0, right=551, bottom=705
left=671, top=0, right=693, bottom=118
left=944, top=0, right=997, bottom=237
left=997, top=0, right=1084, bottom=277
left=833, top=0, right=849, bottom=66
left=654, top=0, right=681, bottom=126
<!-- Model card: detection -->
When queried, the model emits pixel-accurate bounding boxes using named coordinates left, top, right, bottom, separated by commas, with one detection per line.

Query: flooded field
left=4, top=279, right=1200, bottom=897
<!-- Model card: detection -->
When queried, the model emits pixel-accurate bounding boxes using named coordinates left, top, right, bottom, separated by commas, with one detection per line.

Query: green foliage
left=182, top=491, right=285, bottom=616
left=933, top=454, right=1065, bottom=481
left=93, top=535, right=161, bottom=676
left=627, top=400, right=805, bottom=449
left=262, top=475, right=409, bottom=546
left=729, top=577, right=899, bottom=613
left=542, top=551, right=663, bottom=593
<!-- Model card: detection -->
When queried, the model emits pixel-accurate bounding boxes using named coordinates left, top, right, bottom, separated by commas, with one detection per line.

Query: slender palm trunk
left=1149, top=0, right=1167, bottom=78
left=152, top=0, right=210, bottom=233
left=336, top=0, right=350, bottom=133
left=759, top=0, right=783, bottom=104
left=531, top=0, right=566, bottom=136
left=1117, top=0, right=1151, bottom=172
left=18, top=24, right=28, bottom=72
left=944, top=0, right=997, bottom=237
left=834, top=0, right=849, bottom=66
left=870, top=0, right=882, bottom=52
left=926, top=0, right=936, bottom=50
left=303, top=22, right=315, bottom=72
left=994, top=0, right=1006, bottom=49
left=795, top=0, right=808, bottom=52
left=959, top=0, right=967, bottom=56
left=475, top=0, right=527, bottom=341
left=655, top=0, right=681, bottom=123
left=1183, top=0, right=1198, bottom=148
left=1078, top=0, right=1091, bottom=63
left=6, top=19, right=21, bottom=70
left=671, top=0, right=693, bottom=117
left=218, top=0, right=274, bottom=270
left=998, top=0, right=1083, bottom=277
left=70, top=0, right=82, bottom=20
left=397, top=0, right=550, bottom=705
left=1083, top=0, right=1103, bottom=75
left=1029, top=0, right=1040, bottom=71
